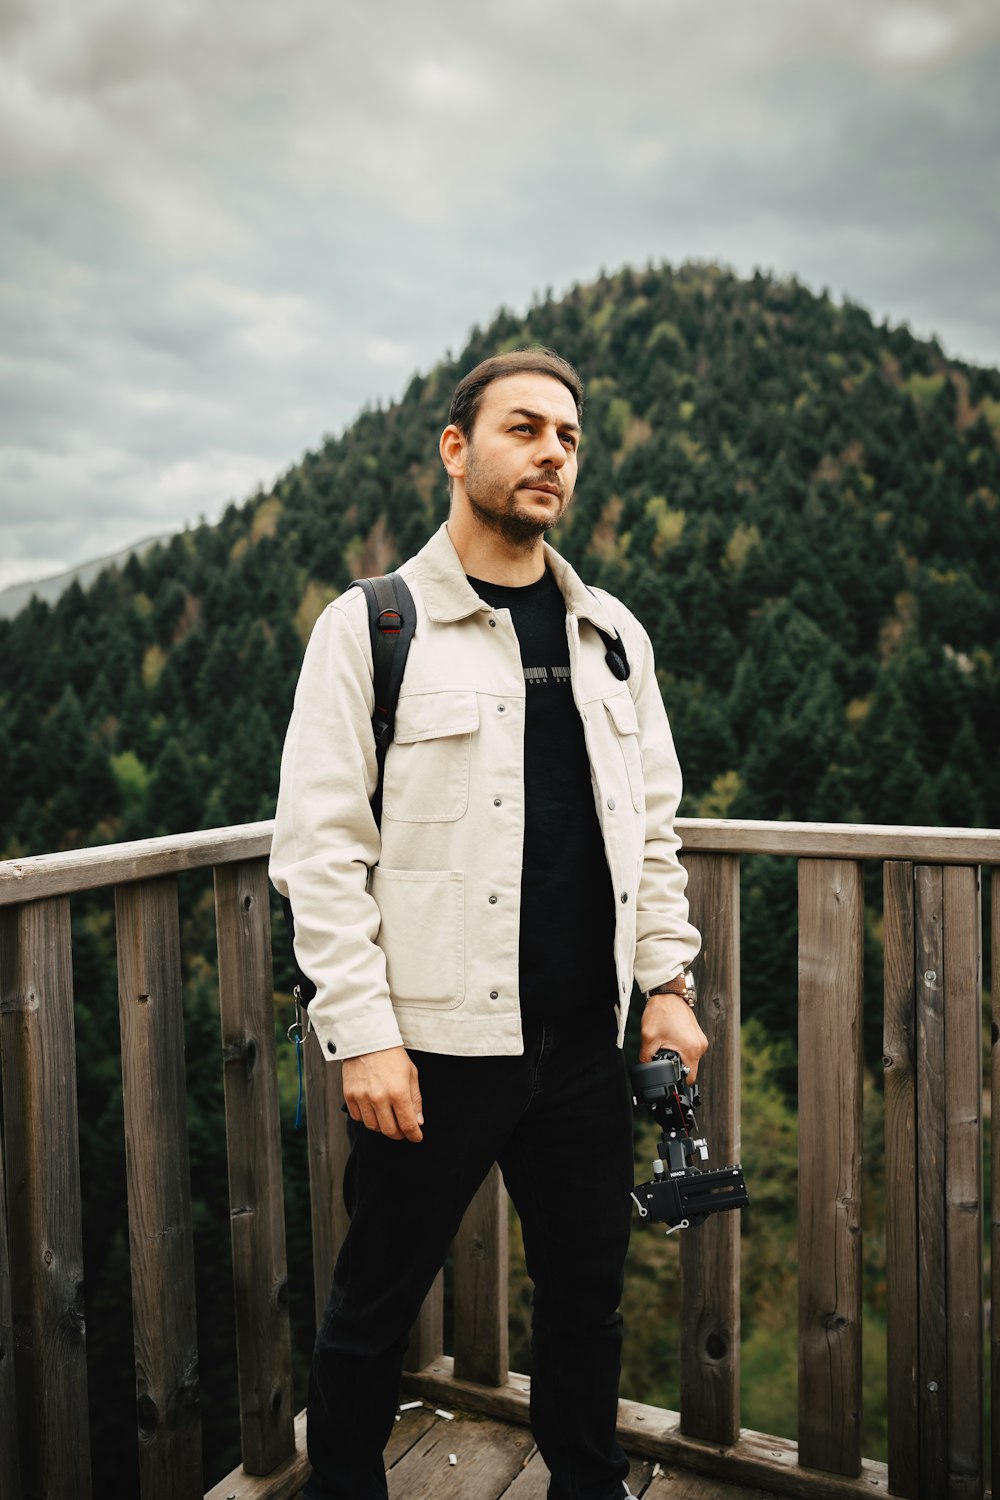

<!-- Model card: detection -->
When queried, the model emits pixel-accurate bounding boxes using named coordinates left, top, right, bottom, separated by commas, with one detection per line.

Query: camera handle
left=629, top=1048, right=749, bottom=1232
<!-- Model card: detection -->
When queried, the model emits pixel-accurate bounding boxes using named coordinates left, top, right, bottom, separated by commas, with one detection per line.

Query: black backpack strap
left=281, top=573, right=417, bottom=1008
left=351, top=574, right=417, bottom=820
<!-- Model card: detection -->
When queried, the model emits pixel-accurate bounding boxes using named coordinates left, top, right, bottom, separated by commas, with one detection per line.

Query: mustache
left=521, top=474, right=564, bottom=495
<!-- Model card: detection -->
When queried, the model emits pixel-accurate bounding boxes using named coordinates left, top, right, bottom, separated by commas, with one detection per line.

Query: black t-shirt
left=467, top=568, right=617, bottom=1018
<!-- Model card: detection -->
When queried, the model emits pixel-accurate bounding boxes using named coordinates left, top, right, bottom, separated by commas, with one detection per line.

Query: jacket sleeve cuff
left=306, top=995, right=405, bottom=1061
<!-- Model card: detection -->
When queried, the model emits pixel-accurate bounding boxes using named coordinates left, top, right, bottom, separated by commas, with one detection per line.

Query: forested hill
left=4, top=260, right=1000, bottom=862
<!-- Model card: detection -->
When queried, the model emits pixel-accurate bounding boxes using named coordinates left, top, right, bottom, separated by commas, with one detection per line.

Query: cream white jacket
left=269, top=523, right=700, bottom=1060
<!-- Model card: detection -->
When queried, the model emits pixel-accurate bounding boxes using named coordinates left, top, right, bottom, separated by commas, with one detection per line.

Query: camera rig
left=629, top=1048, right=749, bottom=1232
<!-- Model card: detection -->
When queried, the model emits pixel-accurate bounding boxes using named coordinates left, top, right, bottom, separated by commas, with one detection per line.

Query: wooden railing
left=1, top=819, right=998, bottom=1500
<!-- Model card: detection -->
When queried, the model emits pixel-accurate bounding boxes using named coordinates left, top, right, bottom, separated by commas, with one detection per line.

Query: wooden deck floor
left=382, top=1401, right=778, bottom=1500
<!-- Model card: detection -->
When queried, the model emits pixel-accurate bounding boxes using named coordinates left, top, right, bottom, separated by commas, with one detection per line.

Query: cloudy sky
left=2, top=0, right=998, bottom=589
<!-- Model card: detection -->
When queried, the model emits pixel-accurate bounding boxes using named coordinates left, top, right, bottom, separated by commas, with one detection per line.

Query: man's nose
left=533, top=426, right=567, bottom=467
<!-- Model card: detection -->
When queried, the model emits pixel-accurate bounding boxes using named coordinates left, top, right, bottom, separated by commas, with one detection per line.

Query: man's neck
left=446, top=516, right=547, bottom=586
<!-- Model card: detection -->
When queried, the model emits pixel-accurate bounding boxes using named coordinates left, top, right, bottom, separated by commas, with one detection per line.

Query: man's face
left=456, top=373, right=581, bottom=547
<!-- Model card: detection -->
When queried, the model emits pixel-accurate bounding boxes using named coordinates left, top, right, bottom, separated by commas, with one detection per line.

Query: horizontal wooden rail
left=0, top=823, right=274, bottom=906
left=677, top=818, right=1000, bottom=863
left=2, top=818, right=999, bottom=907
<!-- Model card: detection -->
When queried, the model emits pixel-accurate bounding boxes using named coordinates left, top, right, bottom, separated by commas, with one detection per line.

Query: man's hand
left=639, top=992, right=709, bottom=1080
left=342, top=1046, right=424, bottom=1142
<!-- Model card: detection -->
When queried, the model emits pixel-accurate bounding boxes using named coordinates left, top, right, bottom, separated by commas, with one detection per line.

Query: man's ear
left=439, top=423, right=466, bottom=482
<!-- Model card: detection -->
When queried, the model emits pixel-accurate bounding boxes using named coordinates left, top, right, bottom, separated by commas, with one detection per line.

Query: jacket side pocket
left=370, top=866, right=465, bottom=1007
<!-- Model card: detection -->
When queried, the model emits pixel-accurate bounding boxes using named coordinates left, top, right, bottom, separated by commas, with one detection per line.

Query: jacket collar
left=415, top=522, right=619, bottom=635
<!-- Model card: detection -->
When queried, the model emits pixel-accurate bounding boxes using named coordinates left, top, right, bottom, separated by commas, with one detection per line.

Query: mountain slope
left=3, top=260, right=999, bottom=864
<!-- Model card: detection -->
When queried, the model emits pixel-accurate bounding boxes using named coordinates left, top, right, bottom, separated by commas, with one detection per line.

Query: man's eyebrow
left=505, top=406, right=581, bottom=434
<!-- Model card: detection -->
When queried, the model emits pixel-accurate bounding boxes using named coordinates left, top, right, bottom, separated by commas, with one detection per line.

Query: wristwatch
left=646, top=970, right=697, bottom=1008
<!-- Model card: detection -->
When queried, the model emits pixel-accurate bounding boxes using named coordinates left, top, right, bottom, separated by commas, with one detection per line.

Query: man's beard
left=464, top=449, right=566, bottom=548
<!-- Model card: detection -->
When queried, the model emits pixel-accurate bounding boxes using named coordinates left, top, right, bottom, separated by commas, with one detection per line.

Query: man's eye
left=561, top=435, right=577, bottom=449
left=512, top=423, right=532, bottom=433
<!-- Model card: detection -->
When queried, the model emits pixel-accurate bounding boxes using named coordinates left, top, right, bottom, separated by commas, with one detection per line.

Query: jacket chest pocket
left=604, top=690, right=644, bottom=813
left=381, top=690, right=479, bottom=822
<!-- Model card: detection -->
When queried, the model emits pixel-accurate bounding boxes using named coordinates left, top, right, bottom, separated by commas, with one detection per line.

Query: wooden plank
left=205, top=1408, right=307, bottom=1500
left=502, top=1448, right=659, bottom=1499
left=0, top=1123, right=21, bottom=1500
left=384, top=1402, right=440, bottom=1465
left=882, top=862, right=918, bottom=1500
left=941, top=865, right=983, bottom=1499
left=204, top=1402, right=441, bottom=1500
left=796, top=860, right=864, bottom=1476
left=400, top=1360, right=892, bottom=1499
left=5, top=818, right=1000, bottom=907
left=679, top=852, right=741, bottom=1446
left=0, top=821, right=274, bottom=906
left=676, top=820, right=1000, bottom=863
left=644, top=1471, right=779, bottom=1500
left=914, top=865, right=947, bottom=1500
left=993, top=870, right=1000, bottom=1500
left=0, top=896, right=91, bottom=1499
left=116, top=876, right=203, bottom=1500
left=214, top=859, right=295, bottom=1475
left=453, top=1164, right=509, bottom=1386
left=303, top=1029, right=350, bottom=1328
left=385, top=1407, right=535, bottom=1500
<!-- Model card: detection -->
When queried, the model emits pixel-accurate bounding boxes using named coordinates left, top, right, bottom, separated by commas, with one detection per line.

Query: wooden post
left=0, top=1127, right=20, bottom=1500
left=883, top=862, right=919, bottom=1500
left=913, top=865, right=984, bottom=1500
left=992, top=868, right=1000, bottom=1498
left=0, top=896, right=91, bottom=1499
left=403, top=1270, right=445, bottom=1373
left=796, top=859, right=864, bottom=1476
left=303, top=1029, right=350, bottom=1328
left=940, top=866, right=982, bottom=1500
left=215, top=860, right=295, bottom=1474
left=679, top=852, right=741, bottom=1446
left=453, top=1165, right=508, bottom=1386
left=116, top=876, right=203, bottom=1500
left=914, top=865, right=950, bottom=1499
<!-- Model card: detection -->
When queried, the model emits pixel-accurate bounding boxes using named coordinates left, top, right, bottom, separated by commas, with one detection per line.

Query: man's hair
left=448, top=347, right=584, bottom=437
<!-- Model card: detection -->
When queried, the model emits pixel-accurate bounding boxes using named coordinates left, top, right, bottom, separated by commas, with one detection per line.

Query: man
left=270, top=347, right=706, bottom=1500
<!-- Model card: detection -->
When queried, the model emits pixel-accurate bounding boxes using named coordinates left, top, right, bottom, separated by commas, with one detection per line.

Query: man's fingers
left=374, top=1097, right=405, bottom=1140
left=342, top=1048, right=423, bottom=1142
left=392, top=1090, right=424, bottom=1143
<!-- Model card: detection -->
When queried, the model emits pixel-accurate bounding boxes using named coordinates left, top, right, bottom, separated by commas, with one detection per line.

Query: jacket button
left=489, top=895, right=498, bottom=905
left=493, top=798, right=502, bottom=807
left=489, top=618, right=497, bottom=627
left=497, top=703, right=506, bottom=713
left=490, top=990, right=499, bottom=999
left=607, top=797, right=616, bottom=810
left=327, top=1041, right=337, bottom=1055
left=620, top=892, right=628, bottom=904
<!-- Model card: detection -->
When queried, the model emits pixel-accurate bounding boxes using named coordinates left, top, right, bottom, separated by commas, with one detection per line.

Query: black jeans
left=304, top=1007, right=635, bottom=1500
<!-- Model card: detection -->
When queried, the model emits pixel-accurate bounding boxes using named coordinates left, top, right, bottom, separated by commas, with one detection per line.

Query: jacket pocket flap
left=604, top=690, right=639, bottom=736
left=393, top=690, right=480, bottom=743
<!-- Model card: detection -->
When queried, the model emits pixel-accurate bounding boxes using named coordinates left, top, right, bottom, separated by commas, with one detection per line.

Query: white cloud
left=871, top=7, right=957, bottom=63
left=1, top=0, right=999, bottom=586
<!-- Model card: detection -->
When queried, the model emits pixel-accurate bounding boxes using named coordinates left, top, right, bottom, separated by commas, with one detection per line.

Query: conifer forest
left=2, top=262, right=999, bottom=1491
